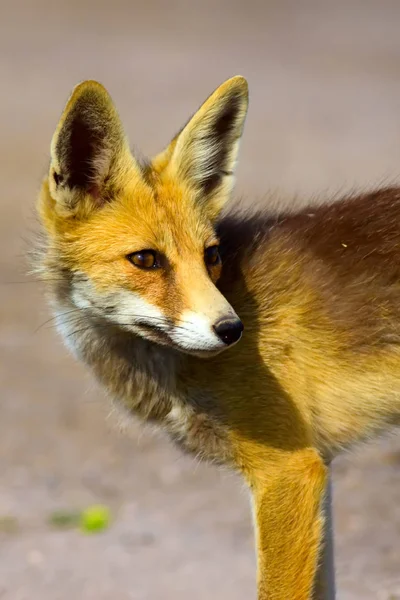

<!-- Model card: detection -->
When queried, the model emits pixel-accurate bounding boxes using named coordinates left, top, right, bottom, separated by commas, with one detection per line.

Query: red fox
left=36, top=75, right=400, bottom=599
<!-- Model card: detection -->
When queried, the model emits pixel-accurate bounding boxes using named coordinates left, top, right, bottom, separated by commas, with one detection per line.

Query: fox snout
left=169, top=268, right=244, bottom=355
left=169, top=307, right=243, bottom=355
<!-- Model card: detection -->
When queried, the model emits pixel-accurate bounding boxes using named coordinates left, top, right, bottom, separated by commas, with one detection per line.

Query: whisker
left=34, top=308, right=83, bottom=332
left=34, top=310, right=172, bottom=332
left=64, top=326, right=95, bottom=340
left=0, top=281, right=72, bottom=288
left=35, top=305, right=216, bottom=338
left=60, top=320, right=197, bottom=340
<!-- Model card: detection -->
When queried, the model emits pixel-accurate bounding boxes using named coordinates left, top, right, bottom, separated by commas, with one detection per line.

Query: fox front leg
left=250, top=449, right=328, bottom=600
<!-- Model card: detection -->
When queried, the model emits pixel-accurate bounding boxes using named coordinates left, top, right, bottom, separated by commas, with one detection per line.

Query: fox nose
left=213, top=318, right=244, bottom=346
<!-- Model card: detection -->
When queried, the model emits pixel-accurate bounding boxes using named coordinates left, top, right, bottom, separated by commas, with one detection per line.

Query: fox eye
left=205, top=245, right=221, bottom=267
left=127, top=250, right=159, bottom=270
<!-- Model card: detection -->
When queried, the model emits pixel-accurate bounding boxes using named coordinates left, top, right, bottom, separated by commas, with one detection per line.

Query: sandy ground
left=2, top=1, right=400, bottom=598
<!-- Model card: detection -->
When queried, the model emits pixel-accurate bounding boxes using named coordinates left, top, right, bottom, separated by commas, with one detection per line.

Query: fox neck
left=54, top=300, right=179, bottom=419
left=54, top=300, right=234, bottom=464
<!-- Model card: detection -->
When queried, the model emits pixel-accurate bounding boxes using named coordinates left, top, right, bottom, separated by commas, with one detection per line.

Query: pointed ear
left=152, top=76, right=248, bottom=219
left=49, top=80, right=138, bottom=216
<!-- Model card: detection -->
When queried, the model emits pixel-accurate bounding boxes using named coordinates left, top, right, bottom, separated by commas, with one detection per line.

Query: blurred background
left=2, top=1, right=400, bottom=598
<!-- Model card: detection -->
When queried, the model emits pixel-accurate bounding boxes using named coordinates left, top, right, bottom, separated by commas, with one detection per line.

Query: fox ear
left=49, top=81, right=137, bottom=216
left=153, top=76, right=248, bottom=219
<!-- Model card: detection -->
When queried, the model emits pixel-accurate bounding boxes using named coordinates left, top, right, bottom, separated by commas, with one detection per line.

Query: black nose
left=213, top=318, right=244, bottom=346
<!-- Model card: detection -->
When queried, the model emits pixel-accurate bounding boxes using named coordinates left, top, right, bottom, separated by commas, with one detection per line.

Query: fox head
left=37, top=77, right=248, bottom=356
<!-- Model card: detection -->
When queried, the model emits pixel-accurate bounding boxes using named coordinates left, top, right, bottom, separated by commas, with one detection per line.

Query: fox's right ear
left=48, top=81, right=138, bottom=217
left=152, top=76, right=248, bottom=220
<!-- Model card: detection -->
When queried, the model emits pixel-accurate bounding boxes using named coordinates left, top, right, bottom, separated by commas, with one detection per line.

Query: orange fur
left=35, top=76, right=400, bottom=599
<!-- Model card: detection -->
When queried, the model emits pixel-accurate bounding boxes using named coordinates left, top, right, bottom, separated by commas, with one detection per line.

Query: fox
left=34, top=74, right=400, bottom=599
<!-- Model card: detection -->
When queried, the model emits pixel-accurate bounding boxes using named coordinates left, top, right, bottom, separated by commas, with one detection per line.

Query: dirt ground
left=2, top=1, right=400, bottom=598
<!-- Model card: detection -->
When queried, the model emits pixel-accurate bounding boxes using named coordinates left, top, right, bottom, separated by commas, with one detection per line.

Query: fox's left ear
left=48, top=80, right=138, bottom=217
left=153, top=76, right=248, bottom=219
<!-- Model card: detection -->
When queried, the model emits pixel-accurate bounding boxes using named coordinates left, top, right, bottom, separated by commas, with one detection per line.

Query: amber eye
left=205, top=245, right=221, bottom=267
left=127, top=250, right=158, bottom=270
